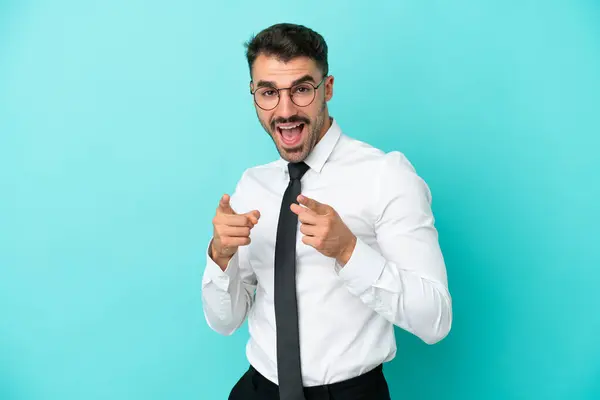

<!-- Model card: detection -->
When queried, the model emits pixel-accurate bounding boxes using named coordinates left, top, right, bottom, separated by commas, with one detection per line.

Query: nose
left=276, top=89, right=297, bottom=118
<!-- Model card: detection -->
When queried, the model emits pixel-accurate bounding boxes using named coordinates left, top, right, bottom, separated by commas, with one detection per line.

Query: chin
left=279, top=146, right=308, bottom=163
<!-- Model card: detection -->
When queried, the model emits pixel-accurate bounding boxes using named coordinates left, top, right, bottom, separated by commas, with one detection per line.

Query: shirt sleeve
left=335, top=151, right=452, bottom=344
left=201, top=170, right=257, bottom=336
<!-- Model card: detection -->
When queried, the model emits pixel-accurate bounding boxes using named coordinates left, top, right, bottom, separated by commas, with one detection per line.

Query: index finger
left=243, top=210, right=261, bottom=225
left=290, top=203, right=319, bottom=224
left=297, top=195, right=328, bottom=215
left=223, top=213, right=255, bottom=227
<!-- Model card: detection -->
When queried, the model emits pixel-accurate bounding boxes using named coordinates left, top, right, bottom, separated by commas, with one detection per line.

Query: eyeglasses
left=250, top=76, right=327, bottom=111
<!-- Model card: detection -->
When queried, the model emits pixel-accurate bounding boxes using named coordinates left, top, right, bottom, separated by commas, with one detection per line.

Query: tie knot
left=287, top=161, right=310, bottom=181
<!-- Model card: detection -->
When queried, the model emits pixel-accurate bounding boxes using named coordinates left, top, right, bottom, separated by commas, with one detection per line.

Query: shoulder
left=338, top=134, right=431, bottom=204
left=337, top=133, right=418, bottom=175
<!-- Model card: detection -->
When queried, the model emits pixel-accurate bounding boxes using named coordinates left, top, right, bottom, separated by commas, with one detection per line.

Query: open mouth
left=277, top=123, right=305, bottom=147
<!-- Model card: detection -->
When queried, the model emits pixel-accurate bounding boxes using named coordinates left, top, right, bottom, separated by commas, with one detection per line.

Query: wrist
left=209, top=239, right=232, bottom=271
left=336, top=235, right=357, bottom=267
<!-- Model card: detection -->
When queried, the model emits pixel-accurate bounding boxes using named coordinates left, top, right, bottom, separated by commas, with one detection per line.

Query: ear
left=325, top=75, right=334, bottom=101
left=249, top=81, right=254, bottom=93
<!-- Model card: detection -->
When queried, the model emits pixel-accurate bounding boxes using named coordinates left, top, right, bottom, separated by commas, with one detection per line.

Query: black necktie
left=274, top=161, right=310, bottom=400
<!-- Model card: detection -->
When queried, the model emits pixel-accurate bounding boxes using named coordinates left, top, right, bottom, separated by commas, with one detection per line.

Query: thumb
left=218, top=194, right=236, bottom=214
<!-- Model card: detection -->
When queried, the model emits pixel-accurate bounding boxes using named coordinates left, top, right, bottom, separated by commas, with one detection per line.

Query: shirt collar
left=279, top=117, right=341, bottom=176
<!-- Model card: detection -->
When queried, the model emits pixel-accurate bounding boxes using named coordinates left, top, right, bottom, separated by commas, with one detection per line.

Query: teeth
left=279, top=124, right=301, bottom=130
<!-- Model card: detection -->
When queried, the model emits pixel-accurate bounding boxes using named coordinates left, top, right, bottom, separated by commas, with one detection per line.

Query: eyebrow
left=255, top=74, right=317, bottom=89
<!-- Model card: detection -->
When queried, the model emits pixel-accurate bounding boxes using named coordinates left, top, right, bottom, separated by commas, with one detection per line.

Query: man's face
left=250, top=54, right=333, bottom=163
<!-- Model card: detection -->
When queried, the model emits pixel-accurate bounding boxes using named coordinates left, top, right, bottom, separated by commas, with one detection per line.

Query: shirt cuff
left=336, top=236, right=386, bottom=295
left=203, top=241, right=240, bottom=291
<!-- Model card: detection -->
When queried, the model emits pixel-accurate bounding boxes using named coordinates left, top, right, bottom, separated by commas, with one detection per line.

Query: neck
left=316, top=115, right=333, bottom=143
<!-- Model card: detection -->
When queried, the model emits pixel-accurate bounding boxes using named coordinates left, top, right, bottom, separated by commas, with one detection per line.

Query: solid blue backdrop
left=1, top=1, right=599, bottom=399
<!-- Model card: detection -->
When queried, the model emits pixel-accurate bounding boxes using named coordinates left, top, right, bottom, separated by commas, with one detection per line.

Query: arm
left=201, top=241, right=257, bottom=336
left=201, top=171, right=257, bottom=336
left=336, top=151, right=452, bottom=344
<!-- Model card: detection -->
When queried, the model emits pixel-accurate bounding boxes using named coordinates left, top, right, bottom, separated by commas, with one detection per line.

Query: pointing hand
left=290, top=195, right=356, bottom=266
left=211, top=194, right=260, bottom=270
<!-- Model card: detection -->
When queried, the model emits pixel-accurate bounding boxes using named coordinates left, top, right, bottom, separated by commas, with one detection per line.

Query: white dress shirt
left=201, top=118, right=452, bottom=386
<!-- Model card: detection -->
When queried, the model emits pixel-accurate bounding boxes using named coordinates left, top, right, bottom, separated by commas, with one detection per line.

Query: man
left=201, top=23, right=452, bottom=400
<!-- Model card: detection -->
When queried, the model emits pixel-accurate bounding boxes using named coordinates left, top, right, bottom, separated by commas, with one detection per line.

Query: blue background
left=1, top=1, right=599, bottom=399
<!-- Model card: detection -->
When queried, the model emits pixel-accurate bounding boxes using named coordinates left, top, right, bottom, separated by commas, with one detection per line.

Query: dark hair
left=244, top=23, right=329, bottom=78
